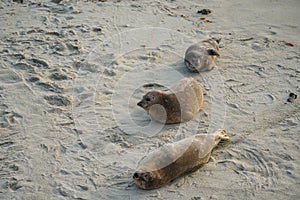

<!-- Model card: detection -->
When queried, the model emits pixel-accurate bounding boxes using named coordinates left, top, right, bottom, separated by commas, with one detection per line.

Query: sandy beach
left=0, top=0, right=299, bottom=199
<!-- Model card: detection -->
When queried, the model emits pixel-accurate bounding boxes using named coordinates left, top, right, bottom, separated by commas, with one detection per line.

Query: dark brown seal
left=137, top=77, right=203, bottom=124
left=184, top=38, right=221, bottom=72
left=133, top=130, right=230, bottom=190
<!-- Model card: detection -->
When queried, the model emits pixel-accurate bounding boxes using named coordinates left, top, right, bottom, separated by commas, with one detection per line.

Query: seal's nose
left=133, top=172, right=139, bottom=179
left=137, top=101, right=142, bottom=107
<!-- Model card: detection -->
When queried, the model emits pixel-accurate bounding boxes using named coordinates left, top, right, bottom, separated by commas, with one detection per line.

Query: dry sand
left=0, top=0, right=299, bottom=199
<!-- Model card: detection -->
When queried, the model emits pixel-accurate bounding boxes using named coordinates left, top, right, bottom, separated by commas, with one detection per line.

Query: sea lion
left=133, top=129, right=230, bottom=190
left=137, top=77, right=203, bottom=124
left=184, top=38, right=221, bottom=72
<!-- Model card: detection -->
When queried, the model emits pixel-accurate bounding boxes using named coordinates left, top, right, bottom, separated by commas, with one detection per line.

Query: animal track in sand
left=13, top=62, right=34, bottom=71
left=44, top=95, right=71, bottom=107
left=52, top=41, right=80, bottom=56
left=49, top=72, right=70, bottom=81
left=219, top=143, right=278, bottom=190
left=26, top=76, right=40, bottom=83
left=28, top=58, right=49, bottom=69
left=36, top=81, right=64, bottom=93
left=0, top=111, right=23, bottom=128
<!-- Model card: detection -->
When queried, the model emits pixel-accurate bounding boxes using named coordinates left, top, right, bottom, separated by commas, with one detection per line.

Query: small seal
left=137, top=77, right=203, bottom=124
left=133, top=130, right=230, bottom=190
left=184, top=38, right=221, bottom=72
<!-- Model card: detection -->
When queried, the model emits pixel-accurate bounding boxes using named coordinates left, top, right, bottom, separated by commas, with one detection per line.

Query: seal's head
left=184, top=38, right=221, bottom=72
left=184, top=51, right=203, bottom=72
left=184, top=49, right=219, bottom=72
left=137, top=91, right=163, bottom=112
left=133, top=171, right=161, bottom=190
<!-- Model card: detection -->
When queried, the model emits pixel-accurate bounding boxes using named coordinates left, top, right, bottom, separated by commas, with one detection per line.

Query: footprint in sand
left=28, top=58, right=49, bottom=69
left=49, top=72, right=70, bottom=81
left=25, top=76, right=63, bottom=93
left=36, top=81, right=64, bottom=93
left=44, top=95, right=71, bottom=107
left=52, top=41, right=80, bottom=56
left=0, top=110, right=23, bottom=128
left=13, top=62, right=34, bottom=72
left=26, top=76, right=40, bottom=83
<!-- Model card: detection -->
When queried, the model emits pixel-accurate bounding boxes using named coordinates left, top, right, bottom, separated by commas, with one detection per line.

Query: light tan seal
left=184, top=38, right=221, bottom=72
left=137, top=77, right=203, bottom=124
left=133, top=129, right=230, bottom=190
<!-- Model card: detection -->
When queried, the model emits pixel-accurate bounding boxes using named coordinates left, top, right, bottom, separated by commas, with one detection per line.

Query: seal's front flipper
left=207, top=49, right=220, bottom=57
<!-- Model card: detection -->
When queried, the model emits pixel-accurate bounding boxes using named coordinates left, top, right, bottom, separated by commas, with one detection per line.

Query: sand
left=0, top=0, right=299, bottom=199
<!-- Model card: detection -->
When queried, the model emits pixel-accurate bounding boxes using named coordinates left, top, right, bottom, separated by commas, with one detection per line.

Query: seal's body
left=133, top=130, right=230, bottom=190
left=185, top=38, right=220, bottom=72
left=137, top=77, right=203, bottom=124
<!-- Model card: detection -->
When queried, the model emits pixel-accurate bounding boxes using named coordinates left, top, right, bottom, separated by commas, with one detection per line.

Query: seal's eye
left=133, top=172, right=139, bottom=179
left=143, top=172, right=153, bottom=181
left=145, top=97, right=151, bottom=101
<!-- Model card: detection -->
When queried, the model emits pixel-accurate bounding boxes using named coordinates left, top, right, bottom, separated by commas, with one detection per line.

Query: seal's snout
left=137, top=101, right=143, bottom=107
left=133, top=172, right=139, bottom=179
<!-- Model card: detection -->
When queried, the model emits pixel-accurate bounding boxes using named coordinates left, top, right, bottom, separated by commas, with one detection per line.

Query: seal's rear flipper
left=207, top=49, right=220, bottom=57
left=212, top=37, right=221, bottom=44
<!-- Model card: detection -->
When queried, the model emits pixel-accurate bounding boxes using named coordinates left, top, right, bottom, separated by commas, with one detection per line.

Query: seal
left=137, top=77, right=203, bottom=124
left=133, top=129, right=230, bottom=190
left=184, top=38, right=221, bottom=72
